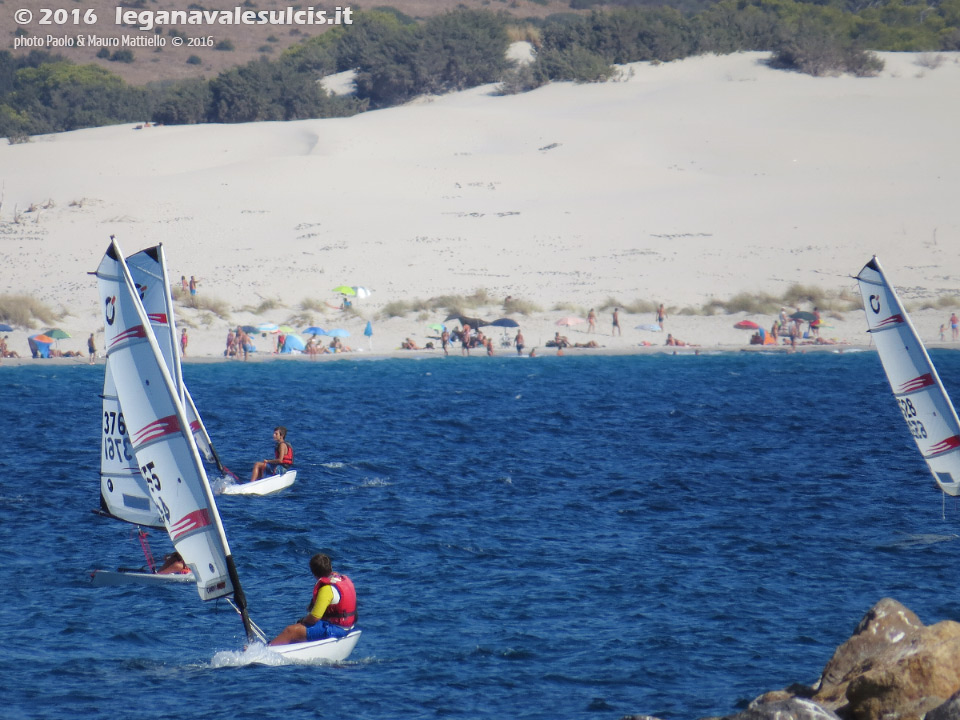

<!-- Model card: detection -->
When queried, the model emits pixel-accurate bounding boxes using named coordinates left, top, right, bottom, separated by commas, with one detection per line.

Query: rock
left=722, top=696, right=842, bottom=720
left=813, top=598, right=960, bottom=720
left=927, top=689, right=960, bottom=720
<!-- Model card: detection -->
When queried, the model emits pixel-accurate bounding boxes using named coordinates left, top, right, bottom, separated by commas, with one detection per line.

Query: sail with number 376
left=856, top=256, right=960, bottom=496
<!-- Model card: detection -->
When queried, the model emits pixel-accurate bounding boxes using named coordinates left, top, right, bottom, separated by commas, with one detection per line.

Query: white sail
left=96, top=239, right=237, bottom=602
left=98, top=359, right=162, bottom=527
left=125, top=246, right=221, bottom=469
left=96, top=245, right=221, bottom=527
left=857, top=256, right=960, bottom=495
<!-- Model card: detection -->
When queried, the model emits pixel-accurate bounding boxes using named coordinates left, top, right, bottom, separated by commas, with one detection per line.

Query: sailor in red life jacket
left=269, top=553, right=357, bottom=645
left=250, top=426, right=294, bottom=482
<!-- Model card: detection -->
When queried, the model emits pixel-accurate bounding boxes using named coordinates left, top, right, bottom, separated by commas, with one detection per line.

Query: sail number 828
left=898, top=398, right=928, bottom=439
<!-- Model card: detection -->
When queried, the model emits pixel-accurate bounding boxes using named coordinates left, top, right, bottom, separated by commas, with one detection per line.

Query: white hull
left=267, top=629, right=361, bottom=663
left=90, top=569, right=196, bottom=586
left=219, top=470, right=297, bottom=496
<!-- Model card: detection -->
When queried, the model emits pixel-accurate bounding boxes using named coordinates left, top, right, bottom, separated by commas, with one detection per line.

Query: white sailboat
left=95, top=238, right=359, bottom=661
left=92, top=243, right=294, bottom=584
left=856, top=256, right=960, bottom=495
left=92, top=245, right=196, bottom=586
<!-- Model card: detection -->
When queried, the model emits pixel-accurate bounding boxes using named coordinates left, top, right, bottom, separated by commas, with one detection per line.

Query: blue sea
left=3, top=351, right=960, bottom=720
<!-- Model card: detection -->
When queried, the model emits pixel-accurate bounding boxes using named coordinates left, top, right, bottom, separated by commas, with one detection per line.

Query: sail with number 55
left=856, top=256, right=960, bottom=496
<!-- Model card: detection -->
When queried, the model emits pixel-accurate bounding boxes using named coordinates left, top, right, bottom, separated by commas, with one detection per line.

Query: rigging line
left=225, top=597, right=268, bottom=643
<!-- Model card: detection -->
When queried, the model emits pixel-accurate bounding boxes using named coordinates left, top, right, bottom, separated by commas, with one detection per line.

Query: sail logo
left=928, top=436, right=960, bottom=457
left=105, top=296, right=116, bottom=326
left=898, top=374, right=935, bottom=394
left=875, top=314, right=904, bottom=329
left=869, top=294, right=881, bottom=314
left=170, top=508, right=212, bottom=540
left=147, top=313, right=168, bottom=326
left=131, top=413, right=181, bottom=447
left=108, top=325, right=148, bottom=351
left=135, top=282, right=147, bottom=300
left=924, top=435, right=960, bottom=458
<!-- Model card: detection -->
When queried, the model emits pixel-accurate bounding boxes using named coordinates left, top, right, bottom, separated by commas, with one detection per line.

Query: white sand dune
left=1, top=51, right=959, bottom=360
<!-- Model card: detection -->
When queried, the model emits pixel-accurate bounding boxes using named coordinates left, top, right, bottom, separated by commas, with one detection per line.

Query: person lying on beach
left=665, top=334, right=698, bottom=347
left=401, top=338, right=420, bottom=350
left=574, top=340, right=600, bottom=348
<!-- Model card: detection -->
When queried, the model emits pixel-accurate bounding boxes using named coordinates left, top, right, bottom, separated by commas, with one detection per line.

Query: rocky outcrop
left=673, top=598, right=960, bottom=720
left=813, top=598, right=960, bottom=720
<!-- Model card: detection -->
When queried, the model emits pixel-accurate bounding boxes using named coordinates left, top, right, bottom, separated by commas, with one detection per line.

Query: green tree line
left=2, top=1, right=958, bottom=139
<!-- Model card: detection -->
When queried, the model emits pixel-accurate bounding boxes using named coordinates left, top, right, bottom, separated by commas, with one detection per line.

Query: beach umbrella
left=241, top=325, right=258, bottom=334
left=353, top=287, right=372, bottom=299
left=734, top=320, right=760, bottom=330
left=427, top=323, right=445, bottom=333
left=303, top=326, right=326, bottom=336
left=635, top=323, right=662, bottom=332
left=256, top=322, right=279, bottom=334
left=333, top=286, right=355, bottom=296
left=44, top=328, right=71, bottom=339
left=327, top=328, right=350, bottom=338
left=790, top=311, right=817, bottom=322
left=364, top=321, right=373, bottom=337
left=0, top=323, right=13, bottom=332
left=489, top=318, right=519, bottom=328
left=28, top=334, right=52, bottom=358
left=556, top=317, right=584, bottom=327
left=278, top=325, right=297, bottom=334
left=281, top=334, right=306, bottom=352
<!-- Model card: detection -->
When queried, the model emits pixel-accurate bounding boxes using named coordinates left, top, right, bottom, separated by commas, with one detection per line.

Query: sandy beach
left=1, top=51, right=959, bottom=363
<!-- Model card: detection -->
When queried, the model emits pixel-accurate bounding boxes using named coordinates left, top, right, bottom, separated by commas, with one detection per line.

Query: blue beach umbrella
left=364, top=321, right=373, bottom=338
left=303, top=326, right=326, bottom=336
left=281, top=334, right=306, bottom=352
left=327, top=328, right=350, bottom=338
left=0, top=323, right=14, bottom=332
left=256, top=322, right=279, bottom=334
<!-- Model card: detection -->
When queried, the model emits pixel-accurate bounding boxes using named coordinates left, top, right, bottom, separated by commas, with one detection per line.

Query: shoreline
left=8, top=342, right=960, bottom=368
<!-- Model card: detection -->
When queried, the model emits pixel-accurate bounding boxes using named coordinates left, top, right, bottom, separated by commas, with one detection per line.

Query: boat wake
left=211, top=643, right=286, bottom=668
left=883, top=533, right=959, bottom=549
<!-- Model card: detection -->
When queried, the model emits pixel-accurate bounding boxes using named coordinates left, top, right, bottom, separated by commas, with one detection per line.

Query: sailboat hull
left=266, top=629, right=361, bottom=663
left=89, top=569, right=196, bottom=586
left=219, top=470, right=297, bottom=496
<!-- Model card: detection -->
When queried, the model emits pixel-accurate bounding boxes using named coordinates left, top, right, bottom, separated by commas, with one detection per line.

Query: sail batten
left=856, top=256, right=960, bottom=496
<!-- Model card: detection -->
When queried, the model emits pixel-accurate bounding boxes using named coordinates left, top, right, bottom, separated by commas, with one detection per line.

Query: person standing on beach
left=189, top=276, right=199, bottom=297
left=951, top=312, right=959, bottom=341
left=441, top=329, right=450, bottom=356
left=515, top=330, right=525, bottom=356
left=612, top=308, right=621, bottom=336
left=587, top=309, right=596, bottom=334
left=657, top=303, right=666, bottom=329
left=180, top=327, right=188, bottom=356
left=461, top=324, right=471, bottom=356
left=87, top=333, right=96, bottom=364
left=181, top=275, right=188, bottom=293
